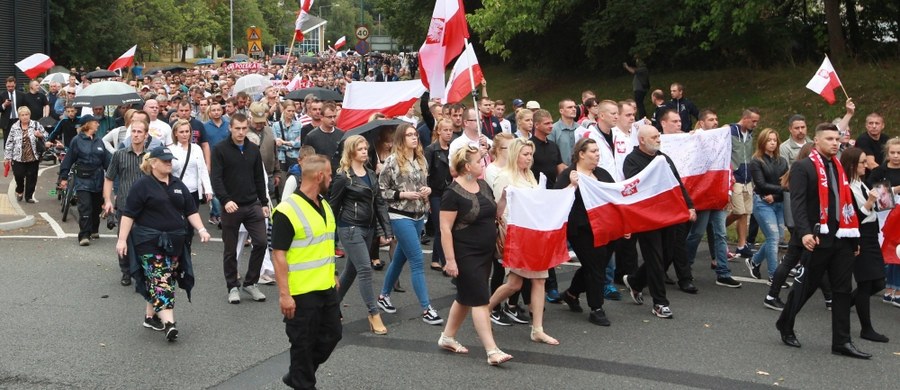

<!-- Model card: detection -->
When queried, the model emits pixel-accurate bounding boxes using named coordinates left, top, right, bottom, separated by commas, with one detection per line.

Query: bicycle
left=59, top=170, right=78, bottom=222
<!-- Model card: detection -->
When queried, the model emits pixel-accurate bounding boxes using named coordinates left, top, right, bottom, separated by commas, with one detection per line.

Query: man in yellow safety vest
left=272, top=154, right=342, bottom=389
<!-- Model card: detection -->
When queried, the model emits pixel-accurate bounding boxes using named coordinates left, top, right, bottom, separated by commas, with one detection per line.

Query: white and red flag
left=108, top=45, right=137, bottom=71
left=503, top=186, right=576, bottom=271
left=336, top=80, right=426, bottom=130
left=878, top=209, right=900, bottom=265
left=334, top=36, right=347, bottom=50
left=418, top=0, right=469, bottom=99
left=15, top=53, right=54, bottom=79
left=806, top=56, right=843, bottom=105
left=660, top=126, right=732, bottom=210
left=295, top=0, right=315, bottom=42
left=443, top=43, right=483, bottom=104
left=578, top=156, right=691, bottom=247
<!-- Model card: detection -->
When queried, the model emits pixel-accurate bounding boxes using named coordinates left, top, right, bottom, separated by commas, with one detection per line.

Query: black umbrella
left=144, top=65, right=188, bottom=75
left=298, top=56, right=319, bottom=64
left=285, top=87, right=343, bottom=102
left=86, top=70, right=117, bottom=80
left=72, top=81, right=143, bottom=108
left=341, top=119, right=405, bottom=141
left=38, top=116, right=58, bottom=129
left=271, top=57, right=287, bottom=65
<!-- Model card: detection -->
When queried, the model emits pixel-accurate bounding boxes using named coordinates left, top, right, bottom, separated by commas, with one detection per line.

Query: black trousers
left=221, top=204, right=267, bottom=290
left=76, top=190, right=102, bottom=239
left=284, top=288, right=343, bottom=390
left=768, top=228, right=833, bottom=299
left=634, top=90, right=648, bottom=120
left=777, top=239, right=854, bottom=346
left=12, top=160, right=39, bottom=200
left=663, top=222, right=693, bottom=282
left=614, top=236, right=639, bottom=284
left=629, top=229, right=669, bottom=306
left=567, top=226, right=612, bottom=310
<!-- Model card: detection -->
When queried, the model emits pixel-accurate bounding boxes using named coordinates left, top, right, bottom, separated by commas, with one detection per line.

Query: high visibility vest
left=275, top=193, right=336, bottom=296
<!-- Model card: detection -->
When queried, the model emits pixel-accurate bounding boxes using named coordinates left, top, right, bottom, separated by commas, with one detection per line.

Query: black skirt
left=854, top=222, right=885, bottom=283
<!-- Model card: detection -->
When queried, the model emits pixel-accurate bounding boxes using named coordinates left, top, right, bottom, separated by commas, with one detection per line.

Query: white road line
left=39, top=212, right=66, bottom=238
left=731, top=275, right=792, bottom=287
left=37, top=165, right=56, bottom=177
left=0, top=235, right=59, bottom=239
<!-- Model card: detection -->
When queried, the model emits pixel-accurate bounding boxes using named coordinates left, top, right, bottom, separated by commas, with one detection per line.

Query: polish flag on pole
left=578, top=156, right=691, bottom=247
left=336, top=80, right=427, bottom=130
left=295, top=0, right=314, bottom=42
left=806, top=56, right=844, bottom=105
left=418, top=0, right=469, bottom=100
left=285, top=74, right=302, bottom=91
left=503, top=186, right=576, bottom=271
left=878, top=209, right=900, bottom=265
left=334, top=36, right=347, bottom=50
left=108, top=45, right=137, bottom=71
left=15, top=53, right=55, bottom=79
left=443, top=43, right=483, bottom=104
left=660, top=126, right=732, bottom=210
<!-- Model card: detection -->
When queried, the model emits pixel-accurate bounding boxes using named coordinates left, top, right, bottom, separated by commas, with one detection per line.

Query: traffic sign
left=249, top=41, right=263, bottom=55
left=247, top=27, right=262, bottom=41
left=355, top=25, right=369, bottom=41
left=355, top=40, right=369, bottom=55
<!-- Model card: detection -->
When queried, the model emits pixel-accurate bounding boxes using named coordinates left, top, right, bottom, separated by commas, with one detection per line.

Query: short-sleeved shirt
left=105, top=146, right=147, bottom=209
left=204, top=119, right=231, bottom=150
left=856, top=132, right=888, bottom=166
left=122, top=175, right=198, bottom=231
left=530, top=135, right=563, bottom=189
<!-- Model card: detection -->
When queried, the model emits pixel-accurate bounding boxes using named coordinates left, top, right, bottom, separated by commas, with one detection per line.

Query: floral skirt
left=139, top=252, right=180, bottom=312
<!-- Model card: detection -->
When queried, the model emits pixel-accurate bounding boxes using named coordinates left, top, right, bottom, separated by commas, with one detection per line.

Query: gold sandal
left=438, top=333, right=468, bottom=354
left=486, top=348, right=513, bottom=366
left=530, top=326, right=560, bottom=345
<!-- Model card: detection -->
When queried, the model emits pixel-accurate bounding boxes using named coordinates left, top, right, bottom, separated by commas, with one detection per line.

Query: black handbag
left=32, top=124, right=46, bottom=156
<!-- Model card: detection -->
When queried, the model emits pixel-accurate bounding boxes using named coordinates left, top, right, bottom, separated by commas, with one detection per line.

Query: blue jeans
left=886, top=264, right=900, bottom=290
left=210, top=197, right=221, bottom=218
left=605, top=254, right=616, bottom=286
left=686, top=209, right=731, bottom=277
left=380, top=217, right=431, bottom=310
left=750, top=195, right=784, bottom=279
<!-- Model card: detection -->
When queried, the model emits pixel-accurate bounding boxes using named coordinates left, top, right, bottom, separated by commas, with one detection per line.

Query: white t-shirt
left=148, top=119, right=173, bottom=146
left=612, top=126, right=640, bottom=181
left=575, top=124, right=616, bottom=180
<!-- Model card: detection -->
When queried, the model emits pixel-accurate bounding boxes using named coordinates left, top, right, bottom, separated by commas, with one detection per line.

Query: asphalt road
left=1, top=161, right=899, bottom=389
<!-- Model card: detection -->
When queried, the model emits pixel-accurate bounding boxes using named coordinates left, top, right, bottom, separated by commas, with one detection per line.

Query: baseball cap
left=249, top=102, right=268, bottom=123
left=512, top=99, right=524, bottom=108
left=525, top=101, right=541, bottom=109
left=79, top=115, right=99, bottom=124
left=149, top=146, right=177, bottom=161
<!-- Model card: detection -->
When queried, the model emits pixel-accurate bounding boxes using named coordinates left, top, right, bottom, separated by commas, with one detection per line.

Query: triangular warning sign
left=250, top=42, right=262, bottom=52
left=249, top=30, right=260, bottom=40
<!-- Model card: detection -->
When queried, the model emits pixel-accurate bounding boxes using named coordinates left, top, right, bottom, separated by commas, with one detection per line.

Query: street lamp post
left=229, top=0, right=234, bottom=57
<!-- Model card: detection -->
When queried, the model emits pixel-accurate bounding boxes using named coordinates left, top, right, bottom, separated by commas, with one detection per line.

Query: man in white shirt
left=142, top=99, right=173, bottom=145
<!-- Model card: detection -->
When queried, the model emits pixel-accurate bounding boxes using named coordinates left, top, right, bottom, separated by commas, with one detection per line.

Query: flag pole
left=463, top=39, right=481, bottom=138
left=826, top=54, right=851, bottom=101
left=282, top=35, right=297, bottom=81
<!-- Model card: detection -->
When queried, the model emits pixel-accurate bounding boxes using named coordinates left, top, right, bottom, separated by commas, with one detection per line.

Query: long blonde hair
left=339, top=135, right=368, bottom=176
left=392, top=123, right=426, bottom=173
left=502, top=137, right=537, bottom=187
left=491, top=133, right=515, bottom=160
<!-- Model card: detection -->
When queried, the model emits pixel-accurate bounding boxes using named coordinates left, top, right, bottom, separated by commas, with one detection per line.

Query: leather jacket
left=329, top=167, right=392, bottom=237
left=749, top=154, right=788, bottom=202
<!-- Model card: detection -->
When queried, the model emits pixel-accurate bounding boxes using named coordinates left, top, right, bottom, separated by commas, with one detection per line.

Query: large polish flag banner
left=579, top=156, right=691, bottom=247
left=443, top=43, right=483, bottom=104
left=660, top=126, right=732, bottom=210
left=806, top=56, right=843, bottom=105
left=15, top=53, right=55, bottom=79
left=295, top=0, right=314, bottom=41
left=336, top=80, right=426, bottom=130
left=418, top=0, right=468, bottom=99
left=878, top=209, right=900, bottom=265
left=503, top=186, right=576, bottom=271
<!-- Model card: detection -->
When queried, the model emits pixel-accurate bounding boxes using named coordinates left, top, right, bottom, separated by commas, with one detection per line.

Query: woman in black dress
left=840, top=147, right=888, bottom=342
left=437, top=146, right=513, bottom=366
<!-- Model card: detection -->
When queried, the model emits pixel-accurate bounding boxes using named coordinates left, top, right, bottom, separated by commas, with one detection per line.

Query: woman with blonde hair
left=274, top=100, right=303, bottom=173
left=514, top=109, right=534, bottom=139
left=488, top=138, right=559, bottom=342
left=169, top=119, right=213, bottom=206
left=438, top=145, right=513, bottom=365
left=746, top=128, right=789, bottom=282
left=3, top=106, right=46, bottom=203
left=424, top=118, right=455, bottom=271
left=330, top=135, right=393, bottom=334
left=377, top=123, right=443, bottom=325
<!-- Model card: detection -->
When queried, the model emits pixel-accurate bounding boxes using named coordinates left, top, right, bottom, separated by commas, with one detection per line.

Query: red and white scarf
left=809, top=149, right=859, bottom=237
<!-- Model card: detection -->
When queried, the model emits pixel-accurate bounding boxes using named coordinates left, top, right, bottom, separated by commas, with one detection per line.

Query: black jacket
left=329, top=168, right=392, bottom=237
left=424, top=142, right=451, bottom=196
left=665, top=98, right=699, bottom=131
left=789, top=156, right=857, bottom=248
left=623, top=147, right=694, bottom=209
left=211, top=137, right=268, bottom=207
left=554, top=166, right=614, bottom=230
left=749, top=154, right=788, bottom=202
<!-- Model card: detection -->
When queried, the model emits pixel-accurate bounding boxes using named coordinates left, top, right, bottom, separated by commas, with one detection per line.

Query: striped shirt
left=105, top=146, right=147, bottom=209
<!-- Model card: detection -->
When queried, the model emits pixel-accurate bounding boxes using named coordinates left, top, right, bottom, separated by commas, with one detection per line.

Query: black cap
left=79, top=114, right=99, bottom=124
left=149, top=146, right=177, bottom=161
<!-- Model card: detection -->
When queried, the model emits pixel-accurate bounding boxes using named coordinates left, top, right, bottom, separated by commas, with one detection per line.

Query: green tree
left=176, top=0, right=222, bottom=60
left=49, top=0, right=134, bottom=67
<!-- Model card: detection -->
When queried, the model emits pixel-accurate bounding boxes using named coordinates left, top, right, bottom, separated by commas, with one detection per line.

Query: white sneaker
left=258, top=274, right=276, bottom=285
left=243, top=284, right=267, bottom=302
left=228, top=287, right=241, bottom=304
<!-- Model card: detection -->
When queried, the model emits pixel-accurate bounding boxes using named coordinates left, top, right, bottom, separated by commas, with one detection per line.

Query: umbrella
left=341, top=119, right=405, bottom=141
left=230, top=54, right=249, bottom=62
left=40, top=72, right=70, bottom=86
left=38, top=116, right=58, bottom=129
left=71, top=81, right=143, bottom=108
left=298, top=56, right=319, bottom=64
left=86, top=70, right=118, bottom=80
left=49, top=65, right=69, bottom=74
left=144, top=65, right=188, bottom=75
left=270, top=57, right=287, bottom=65
left=233, top=74, right=272, bottom=96
left=195, top=58, right=215, bottom=65
left=286, top=87, right=343, bottom=102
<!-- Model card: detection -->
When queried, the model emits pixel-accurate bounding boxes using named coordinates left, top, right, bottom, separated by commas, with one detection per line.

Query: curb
left=0, top=178, right=36, bottom=231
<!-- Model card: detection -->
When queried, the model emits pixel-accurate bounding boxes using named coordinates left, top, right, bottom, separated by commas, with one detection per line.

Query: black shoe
left=663, top=274, right=675, bottom=285
left=502, top=303, right=530, bottom=324
left=831, top=342, right=871, bottom=359
left=715, top=277, right=742, bottom=288
left=860, top=330, right=890, bottom=343
left=490, top=309, right=513, bottom=326
left=142, top=315, right=164, bottom=331
left=825, top=300, right=833, bottom=311
left=678, top=280, right=698, bottom=294
left=781, top=332, right=801, bottom=348
left=764, top=297, right=785, bottom=311
left=745, top=257, right=761, bottom=279
left=393, top=281, right=406, bottom=293
left=163, top=321, right=178, bottom=342
left=120, top=273, right=132, bottom=286
left=562, top=290, right=583, bottom=313
left=282, top=374, right=293, bottom=388
left=588, top=308, right=611, bottom=326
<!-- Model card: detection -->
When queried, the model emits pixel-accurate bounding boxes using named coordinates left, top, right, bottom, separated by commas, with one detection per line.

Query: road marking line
left=40, top=212, right=66, bottom=238
left=731, top=275, right=791, bottom=286
left=0, top=235, right=58, bottom=239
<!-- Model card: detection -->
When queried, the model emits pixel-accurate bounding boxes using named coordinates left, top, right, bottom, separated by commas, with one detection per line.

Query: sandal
left=438, top=333, right=468, bottom=354
left=486, top=348, right=513, bottom=366
left=430, top=262, right=442, bottom=271
left=530, top=326, right=559, bottom=345
left=371, top=259, right=384, bottom=270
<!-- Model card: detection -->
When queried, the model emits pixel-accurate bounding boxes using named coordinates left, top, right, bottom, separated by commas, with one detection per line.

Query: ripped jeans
left=750, top=195, right=784, bottom=279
